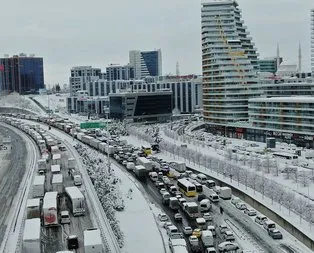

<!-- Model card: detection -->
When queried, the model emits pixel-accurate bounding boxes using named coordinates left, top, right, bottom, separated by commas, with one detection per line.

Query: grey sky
left=0, top=0, right=312, bottom=86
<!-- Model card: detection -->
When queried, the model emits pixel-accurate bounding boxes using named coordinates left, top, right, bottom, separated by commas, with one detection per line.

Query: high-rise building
left=311, top=9, right=314, bottom=73
left=0, top=54, right=44, bottom=94
left=201, top=0, right=259, bottom=127
left=106, top=64, right=134, bottom=81
left=129, top=49, right=162, bottom=79
left=258, top=57, right=282, bottom=74
left=69, top=66, right=102, bottom=96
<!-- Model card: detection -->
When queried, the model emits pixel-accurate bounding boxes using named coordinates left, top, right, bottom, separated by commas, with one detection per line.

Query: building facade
left=258, top=57, right=282, bottom=74
left=109, top=91, right=172, bottom=122
left=129, top=49, right=162, bottom=79
left=0, top=54, right=44, bottom=94
left=201, top=0, right=260, bottom=126
left=311, top=9, right=314, bottom=73
left=69, top=66, right=102, bottom=96
left=106, top=64, right=134, bottom=81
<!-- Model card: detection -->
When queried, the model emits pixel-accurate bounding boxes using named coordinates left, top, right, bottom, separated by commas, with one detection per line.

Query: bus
left=177, top=179, right=197, bottom=197
left=273, top=152, right=298, bottom=160
left=65, top=186, right=85, bottom=216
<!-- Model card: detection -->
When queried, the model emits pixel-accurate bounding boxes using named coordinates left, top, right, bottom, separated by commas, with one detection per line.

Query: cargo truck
left=84, top=228, right=102, bottom=253
left=23, top=218, right=41, bottom=253
left=37, top=159, right=46, bottom=174
left=136, top=157, right=152, bottom=172
left=219, top=186, right=232, bottom=200
left=52, top=174, right=64, bottom=194
left=52, top=153, right=61, bottom=165
left=51, top=164, right=61, bottom=174
left=43, top=192, right=59, bottom=226
left=134, top=165, right=147, bottom=180
left=26, top=198, right=41, bottom=219
left=173, top=161, right=186, bottom=173
left=65, top=186, right=85, bottom=216
left=33, top=175, right=45, bottom=198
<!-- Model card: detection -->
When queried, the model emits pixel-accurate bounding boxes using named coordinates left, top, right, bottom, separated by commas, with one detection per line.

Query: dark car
left=268, top=229, right=283, bottom=239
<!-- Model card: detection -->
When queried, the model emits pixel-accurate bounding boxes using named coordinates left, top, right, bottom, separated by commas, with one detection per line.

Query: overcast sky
left=0, top=0, right=313, bottom=86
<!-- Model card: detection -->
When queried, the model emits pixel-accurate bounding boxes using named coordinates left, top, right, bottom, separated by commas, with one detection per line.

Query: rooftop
left=249, top=96, right=314, bottom=103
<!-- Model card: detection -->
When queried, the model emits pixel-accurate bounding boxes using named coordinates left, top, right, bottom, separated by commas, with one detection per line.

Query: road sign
left=80, top=122, right=106, bottom=129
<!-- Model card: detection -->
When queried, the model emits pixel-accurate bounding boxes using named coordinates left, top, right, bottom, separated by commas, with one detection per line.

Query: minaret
left=176, top=61, right=180, bottom=76
left=276, top=43, right=280, bottom=69
left=298, top=42, right=302, bottom=73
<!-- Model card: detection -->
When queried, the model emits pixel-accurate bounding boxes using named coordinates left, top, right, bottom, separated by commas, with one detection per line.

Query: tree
left=299, top=171, right=309, bottom=187
left=55, top=84, right=61, bottom=93
left=285, top=192, right=295, bottom=215
left=264, top=155, right=272, bottom=174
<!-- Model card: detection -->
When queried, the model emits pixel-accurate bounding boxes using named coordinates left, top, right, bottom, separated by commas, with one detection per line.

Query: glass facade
left=141, top=51, right=159, bottom=76
left=134, top=94, right=172, bottom=116
left=0, top=56, right=44, bottom=94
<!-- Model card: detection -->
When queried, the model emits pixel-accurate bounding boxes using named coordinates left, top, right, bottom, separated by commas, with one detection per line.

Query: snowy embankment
left=0, top=93, right=46, bottom=114
left=74, top=143, right=125, bottom=247
left=126, top=125, right=314, bottom=242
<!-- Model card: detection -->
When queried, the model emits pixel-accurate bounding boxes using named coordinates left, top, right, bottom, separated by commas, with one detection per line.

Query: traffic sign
left=80, top=122, right=106, bottom=129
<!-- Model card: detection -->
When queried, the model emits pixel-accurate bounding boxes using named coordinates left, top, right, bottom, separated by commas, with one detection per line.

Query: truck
left=23, top=218, right=41, bottom=253
left=173, top=161, right=186, bottom=173
left=76, top=133, right=85, bottom=141
left=52, top=174, right=64, bottom=194
left=90, top=138, right=101, bottom=149
left=68, top=157, right=75, bottom=170
left=37, top=159, right=46, bottom=173
left=51, top=145, right=60, bottom=155
left=82, top=135, right=94, bottom=145
left=43, top=191, right=59, bottom=226
left=169, top=234, right=188, bottom=253
left=136, top=157, right=152, bottom=172
left=33, top=175, right=45, bottom=198
left=26, top=198, right=41, bottom=219
left=201, top=230, right=214, bottom=247
left=134, top=165, right=147, bottom=180
left=169, top=197, right=180, bottom=210
left=65, top=186, right=85, bottom=216
left=84, top=228, right=102, bottom=253
left=219, top=186, right=232, bottom=200
left=52, top=153, right=61, bottom=165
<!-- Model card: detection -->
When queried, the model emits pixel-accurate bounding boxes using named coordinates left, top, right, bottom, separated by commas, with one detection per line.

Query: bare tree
left=264, top=155, right=272, bottom=174
left=297, top=198, right=307, bottom=224
left=299, top=171, right=309, bottom=187
left=285, top=192, right=295, bottom=215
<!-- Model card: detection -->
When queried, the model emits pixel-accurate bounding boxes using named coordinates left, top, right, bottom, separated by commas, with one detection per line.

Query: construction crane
left=215, top=15, right=247, bottom=86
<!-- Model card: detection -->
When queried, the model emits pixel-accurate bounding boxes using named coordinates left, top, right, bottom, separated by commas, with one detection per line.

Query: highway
left=0, top=125, right=28, bottom=244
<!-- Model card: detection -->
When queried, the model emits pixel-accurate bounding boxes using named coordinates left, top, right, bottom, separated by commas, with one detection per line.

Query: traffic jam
left=2, top=113, right=285, bottom=253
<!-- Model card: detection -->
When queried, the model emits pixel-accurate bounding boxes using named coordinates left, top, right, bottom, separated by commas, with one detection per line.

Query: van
left=169, top=185, right=178, bottom=195
left=199, top=199, right=211, bottom=212
left=207, top=225, right=216, bottom=236
left=149, top=172, right=158, bottom=182
left=196, top=217, right=207, bottom=230
left=167, top=225, right=178, bottom=236
left=205, top=180, right=216, bottom=188
left=60, top=211, right=70, bottom=224
left=263, top=220, right=276, bottom=231
left=196, top=173, right=207, bottom=184
left=209, top=193, right=219, bottom=203
left=201, top=230, right=214, bottom=247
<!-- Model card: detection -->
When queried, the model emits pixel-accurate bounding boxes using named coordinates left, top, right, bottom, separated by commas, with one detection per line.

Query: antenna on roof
left=298, top=42, right=302, bottom=73
left=176, top=61, right=180, bottom=76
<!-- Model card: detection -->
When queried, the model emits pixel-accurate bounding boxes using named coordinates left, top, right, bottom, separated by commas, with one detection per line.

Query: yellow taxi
left=192, top=228, right=202, bottom=238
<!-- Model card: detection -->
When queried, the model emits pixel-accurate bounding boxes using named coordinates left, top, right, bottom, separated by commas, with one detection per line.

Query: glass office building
left=0, top=55, right=44, bottom=94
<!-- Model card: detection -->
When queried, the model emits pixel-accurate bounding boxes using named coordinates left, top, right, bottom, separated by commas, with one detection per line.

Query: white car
left=174, top=213, right=182, bottom=222
left=223, top=230, right=235, bottom=242
left=160, top=188, right=167, bottom=195
left=255, top=214, right=268, bottom=225
left=163, top=221, right=172, bottom=229
left=203, top=212, right=213, bottom=222
left=244, top=207, right=257, bottom=216
left=236, top=202, right=247, bottom=210
left=218, top=242, right=239, bottom=252
left=60, top=211, right=70, bottom=224
left=218, top=224, right=228, bottom=234
left=158, top=213, right=168, bottom=222
left=183, top=226, right=193, bottom=235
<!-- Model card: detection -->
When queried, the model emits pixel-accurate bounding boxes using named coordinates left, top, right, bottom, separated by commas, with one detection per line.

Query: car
left=157, top=182, right=165, bottom=189
left=163, top=221, right=173, bottom=229
left=268, top=228, right=283, bottom=239
left=174, top=213, right=182, bottom=222
left=203, top=212, right=213, bottom=222
left=158, top=213, right=168, bottom=222
left=192, top=228, right=202, bottom=238
left=206, top=247, right=217, bottom=253
left=223, top=230, right=235, bottom=242
left=122, top=160, right=127, bottom=166
left=244, top=207, right=257, bottom=216
left=218, top=224, right=228, bottom=234
left=60, top=211, right=70, bottom=224
left=162, top=176, right=171, bottom=185
left=183, top=226, right=193, bottom=236
left=155, top=180, right=161, bottom=187
left=255, top=214, right=268, bottom=225
left=207, top=225, right=216, bottom=236
left=217, top=242, right=239, bottom=252
left=160, top=188, right=167, bottom=195
left=178, top=198, right=187, bottom=207
left=236, top=202, right=247, bottom=210
left=166, top=225, right=179, bottom=237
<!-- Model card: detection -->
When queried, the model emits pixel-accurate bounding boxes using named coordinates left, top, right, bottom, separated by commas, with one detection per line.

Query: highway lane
left=0, top=125, right=28, bottom=244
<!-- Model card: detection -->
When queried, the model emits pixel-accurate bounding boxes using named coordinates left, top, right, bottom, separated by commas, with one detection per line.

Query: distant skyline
left=0, top=0, right=313, bottom=86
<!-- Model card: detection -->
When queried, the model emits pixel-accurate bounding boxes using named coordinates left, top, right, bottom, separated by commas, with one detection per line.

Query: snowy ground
left=0, top=93, right=45, bottom=114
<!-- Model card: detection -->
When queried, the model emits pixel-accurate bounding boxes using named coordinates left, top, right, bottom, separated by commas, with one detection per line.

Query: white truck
left=136, top=157, right=152, bottom=172
left=219, top=186, right=232, bottom=200
left=173, top=161, right=186, bottom=172
left=51, top=164, right=61, bottom=174
left=65, top=186, right=85, bottom=216
left=50, top=145, right=60, bottom=155
left=201, top=230, right=214, bottom=247
left=23, top=218, right=41, bottom=253
left=43, top=192, right=59, bottom=226
left=52, top=174, right=63, bottom=194
left=32, top=175, right=45, bottom=198
left=52, top=153, right=61, bottom=165
left=26, top=198, right=41, bottom=219
left=169, top=234, right=188, bottom=253
left=84, top=228, right=102, bottom=253
left=134, top=165, right=147, bottom=180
